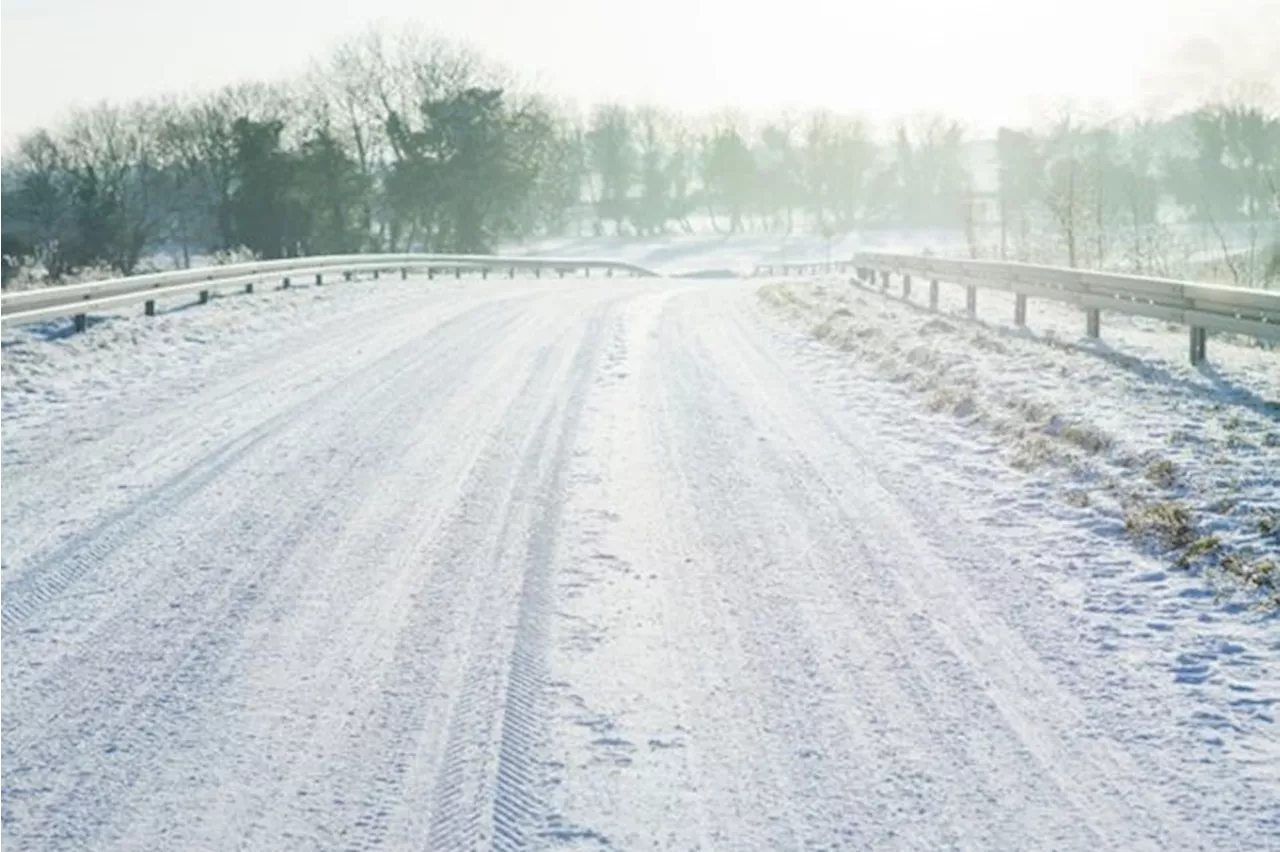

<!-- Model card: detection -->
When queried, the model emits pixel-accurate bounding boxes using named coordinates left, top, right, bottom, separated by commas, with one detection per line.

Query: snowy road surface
left=3, top=276, right=1277, bottom=850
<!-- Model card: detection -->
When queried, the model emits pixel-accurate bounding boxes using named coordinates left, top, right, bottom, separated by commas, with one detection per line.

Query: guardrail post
left=482, top=267, right=489, bottom=280
left=199, top=290, right=210, bottom=305
left=585, top=267, right=590, bottom=277
left=558, top=269, right=565, bottom=279
left=145, top=299, right=156, bottom=316
left=245, top=282, right=255, bottom=294
left=316, top=274, right=323, bottom=286
left=428, top=268, right=435, bottom=280
left=344, top=271, right=352, bottom=282
left=282, top=277, right=290, bottom=289
left=74, top=313, right=87, bottom=332
left=1014, top=294, right=1027, bottom=326
left=903, top=274, right=912, bottom=299
left=1086, top=308, right=1100, bottom=338
left=1189, top=326, right=1207, bottom=364
left=509, top=267, right=515, bottom=279
left=373, top=269, right=380, bottom=280
left=607, top=268, right=613, bottom=278
left=401, top=268, right=408, bottom=280
left=535, top=268, right=541, bottom=279
left=965, top=286, right=977, bottom=316
left=455, top=267, right=462, bottom=279
left=929, top=280, right=939, bottom=310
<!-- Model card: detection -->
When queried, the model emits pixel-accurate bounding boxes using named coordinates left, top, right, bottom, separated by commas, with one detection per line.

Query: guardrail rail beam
left=852, top=250, right=1279, bottom=365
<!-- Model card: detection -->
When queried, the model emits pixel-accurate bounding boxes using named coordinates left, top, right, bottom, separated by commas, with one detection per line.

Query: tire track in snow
left=3, top=275, right=514, bottom=483
left=0, top=280, right=469, bottom=567
left=703, top=291, right=1204, bottom=849
left=425, top=308, right=605, bottom=851
left=327, top=339, right=566, bottom=852
left=4, top=378, right=417, bottom=846
left=0, top=299, right=522, bottom=631
left=323, top=298, right=614, bottom=851
left=1, top=302, right=544, bottom=849
left=148, top=299, right=571, bottom=852
left=537, top=290, right=811, bottom=849
left=329, top=359, right=555, bottom=851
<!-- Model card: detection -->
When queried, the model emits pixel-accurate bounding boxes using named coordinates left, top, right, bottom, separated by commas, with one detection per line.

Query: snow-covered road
left=3, top=275, right=1277, bottom=850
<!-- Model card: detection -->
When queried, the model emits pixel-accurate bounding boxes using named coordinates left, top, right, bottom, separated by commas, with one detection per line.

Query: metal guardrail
left=0, top=253, right=660, bottom=330
left=757, top=253, right=1278, bottom=365
left=751, top=261, right=855, bottom=277
left=853, top=253, right=1280, bottom=364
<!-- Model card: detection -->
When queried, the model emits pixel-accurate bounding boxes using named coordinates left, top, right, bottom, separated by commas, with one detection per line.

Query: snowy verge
left=758, top=276, right=1280, bottom=610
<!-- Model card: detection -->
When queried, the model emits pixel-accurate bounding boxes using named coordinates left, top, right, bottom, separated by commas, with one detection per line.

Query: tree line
left=2, top=28, right=1278, bottom=286
left=995, top=105, right=1280, bottom=284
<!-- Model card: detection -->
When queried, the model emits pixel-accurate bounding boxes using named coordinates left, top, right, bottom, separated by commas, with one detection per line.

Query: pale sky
left=3, top=0, right=1278, bottom=147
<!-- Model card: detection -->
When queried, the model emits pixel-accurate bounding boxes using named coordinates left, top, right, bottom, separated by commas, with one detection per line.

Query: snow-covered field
left=2, top=240, right=1278, bottom=850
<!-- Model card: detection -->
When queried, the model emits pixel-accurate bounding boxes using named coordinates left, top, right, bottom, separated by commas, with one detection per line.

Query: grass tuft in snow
left=1063, top=489, right=1092, bottom=508
left=1144, top=458, right=1179, bottom=489
left=1010, top=434, right=1067, bottom=471
left=1256, top=508, right=1280, bottom=538
left=1059, top=423, right=1113, bottom=454
left=1176, top=534, right=1222, bottom=567
left=1217, top=553, right=1280, bottom=608
left=1124, top=501, right=1197, bottom=550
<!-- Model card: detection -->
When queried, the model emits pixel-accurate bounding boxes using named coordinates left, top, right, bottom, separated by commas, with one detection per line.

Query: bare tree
left=1041, top=115, right=1084, bottom=268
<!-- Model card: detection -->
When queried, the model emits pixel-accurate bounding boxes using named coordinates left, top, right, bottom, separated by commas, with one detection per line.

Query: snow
left=515, top=226, right=974, bottom=277
left=750, top=272, right=1280, bottom=781
left=761, top=271, right=1280, bottom=584
left=2, top=242, right=1278, bottom=850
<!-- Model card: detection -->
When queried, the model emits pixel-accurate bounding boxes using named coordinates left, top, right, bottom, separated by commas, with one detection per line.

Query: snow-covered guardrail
left=0, top=253, right=660, bottom=331
left=753, top=261, right=855, bottom=277
left=846, top=253, right=1280, bottom=365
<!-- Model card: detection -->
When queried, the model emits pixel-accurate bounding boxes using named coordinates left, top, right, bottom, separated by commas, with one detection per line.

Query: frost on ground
left=757, top=275, right=1280, bottom=608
